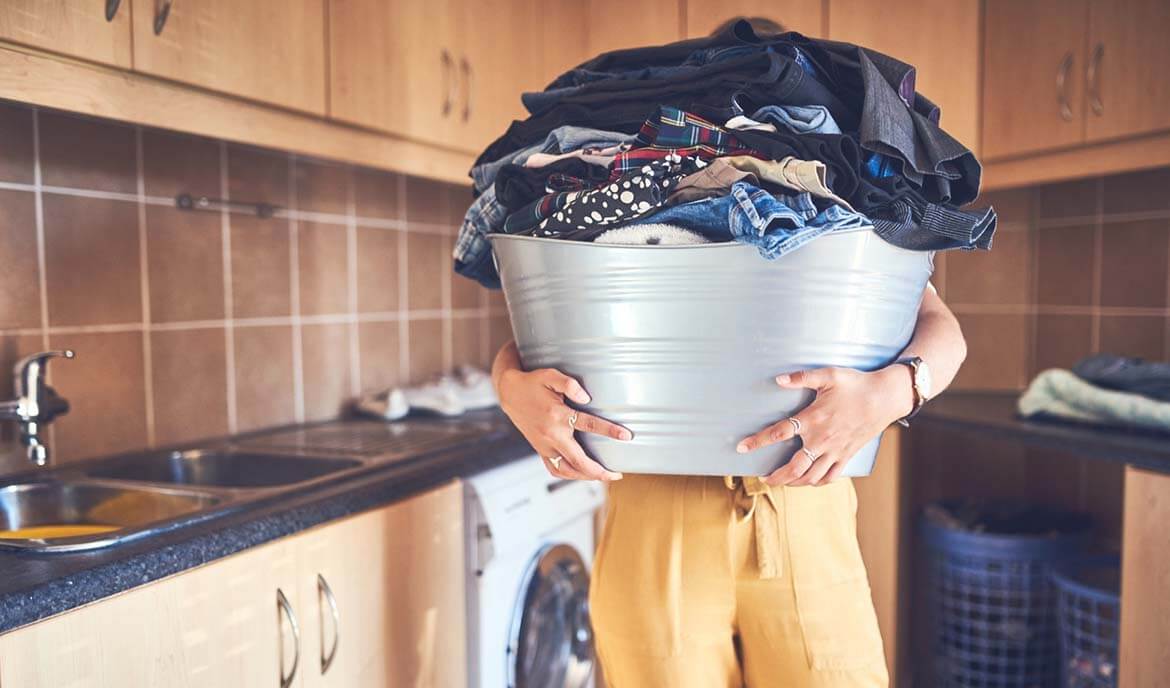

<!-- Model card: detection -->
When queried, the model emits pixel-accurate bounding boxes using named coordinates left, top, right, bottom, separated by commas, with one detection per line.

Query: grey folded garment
left=1072, top=353, right=1170, bottom=403
left=1018, top=368, right=1170, bottom=433
left=592, top=223, right=711, bottom=246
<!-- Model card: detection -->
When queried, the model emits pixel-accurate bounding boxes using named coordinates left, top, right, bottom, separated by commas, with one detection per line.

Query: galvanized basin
left=489, top=229, right=932, bottom=477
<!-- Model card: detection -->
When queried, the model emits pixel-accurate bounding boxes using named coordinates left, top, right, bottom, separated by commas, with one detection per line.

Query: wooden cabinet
left=585, top=0, right=681, bottom=57
left=685, top=0, right=825, bottom=39
left=0, top=0, right=132, bottom=68
left=0, top=536, right=304, bottom=687
left=1118, top=466, right=1170, bottom=688
left=982, top=0, right=1088, bottom=159
left=0, top=482, right=465, bottom=688
left=297, top=482, right=466, bottom=688
left=829, top=0, right=982, bottom=152
left=1084, top=0, right=1170, bottom=143
left=130, top=0, right=327, bottom=115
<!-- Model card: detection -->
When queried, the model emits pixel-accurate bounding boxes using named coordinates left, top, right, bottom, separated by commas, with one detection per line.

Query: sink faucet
left=0, top=350, right=74, bottom=466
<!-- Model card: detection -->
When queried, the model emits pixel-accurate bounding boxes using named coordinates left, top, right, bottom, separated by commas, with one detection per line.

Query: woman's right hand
left=497, top=367, right=630, bottom=481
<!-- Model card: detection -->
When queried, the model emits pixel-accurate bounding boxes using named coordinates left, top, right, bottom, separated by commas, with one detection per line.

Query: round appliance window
left=507, top=543, right=594, bottom=688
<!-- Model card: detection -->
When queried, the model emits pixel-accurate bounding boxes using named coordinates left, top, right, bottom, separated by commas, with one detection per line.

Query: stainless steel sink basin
left=0, top=481, right=223, bottom=552
left=86, top=450, right=362, bottom=489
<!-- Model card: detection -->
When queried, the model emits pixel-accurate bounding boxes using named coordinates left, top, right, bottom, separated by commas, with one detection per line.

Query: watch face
left=915, top=360, right=932, bottom=400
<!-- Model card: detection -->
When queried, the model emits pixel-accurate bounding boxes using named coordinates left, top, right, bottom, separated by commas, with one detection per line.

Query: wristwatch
left=894, top=356, right=932, bottom=427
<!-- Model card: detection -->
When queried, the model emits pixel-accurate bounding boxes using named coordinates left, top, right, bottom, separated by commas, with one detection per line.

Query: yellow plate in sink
left=0, top=524, right=121, bottom=540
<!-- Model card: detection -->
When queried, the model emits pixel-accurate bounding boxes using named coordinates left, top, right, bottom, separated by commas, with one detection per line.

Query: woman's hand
left=497, top=367, right=631, bottom=481
left=736, top=365, right=915, bottom=487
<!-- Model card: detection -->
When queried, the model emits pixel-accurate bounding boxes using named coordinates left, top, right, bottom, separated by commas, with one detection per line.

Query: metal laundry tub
left=489, top=229, right=933, bottom=477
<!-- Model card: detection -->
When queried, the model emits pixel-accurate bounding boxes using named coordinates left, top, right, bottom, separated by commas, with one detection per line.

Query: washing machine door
left=507, top=543, right=594, bottom=688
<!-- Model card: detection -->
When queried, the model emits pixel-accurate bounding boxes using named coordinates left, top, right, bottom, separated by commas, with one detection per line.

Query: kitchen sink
left=0, top=481, right=223, bottom=552
left=86, top=450, right=363, bottom=489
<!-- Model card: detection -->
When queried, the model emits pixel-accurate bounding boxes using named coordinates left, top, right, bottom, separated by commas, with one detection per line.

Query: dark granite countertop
left=0, top=411, right=532, bottom=634
left=918, top=391, right=1170, bottom=473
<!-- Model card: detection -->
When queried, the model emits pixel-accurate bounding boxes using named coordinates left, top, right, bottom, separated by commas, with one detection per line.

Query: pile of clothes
left=1019, top=354, right=1170, bottom=434
left=454, top=20, right=997, bottom=288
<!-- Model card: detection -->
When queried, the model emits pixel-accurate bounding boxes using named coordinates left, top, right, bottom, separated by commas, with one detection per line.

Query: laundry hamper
left=1053, top=557, right=1121, bottom=688
left=920, top=501, right=1093, bottom=688
left=489, top=227, right=932, bottom=477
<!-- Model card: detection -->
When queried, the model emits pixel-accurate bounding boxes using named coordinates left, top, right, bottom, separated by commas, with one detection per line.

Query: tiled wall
left=0, top=102, right=511, bottom=473
left=939, top=167, right=1170, bottom=391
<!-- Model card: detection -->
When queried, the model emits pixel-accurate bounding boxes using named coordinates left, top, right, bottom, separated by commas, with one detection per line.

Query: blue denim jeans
left=749, top=104, right=841, bottom=135
left=630, top=182, right=869, bottom=260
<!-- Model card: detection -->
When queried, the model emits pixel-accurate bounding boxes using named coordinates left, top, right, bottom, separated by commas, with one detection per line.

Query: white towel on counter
left=1018, top=368, right=1170, bottom=433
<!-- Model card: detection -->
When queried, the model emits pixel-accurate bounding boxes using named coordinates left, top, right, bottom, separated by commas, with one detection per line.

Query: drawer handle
left=460, top=56, right=473, bottom=122
left=1087, top=42, right=1105, bottom=116
left=441, top=49, right=455, bottom=117
left=277, top=588, right=301, bottom=688
left=105, top=0, right=121, bottom=21
left=1056, top=51, right=1074, bottom=122
left=153, top=0, right=173, bottom=35
left=317, top=574, right=341, bottom=674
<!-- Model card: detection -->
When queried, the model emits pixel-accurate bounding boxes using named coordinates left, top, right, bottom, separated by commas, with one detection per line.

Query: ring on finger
left=800, top=447, right=819, bottom=461
left=568, top=411, right=579, bottom=429
left=787, top=417, right=802, bottom=435
left=546, top=455, right=563, bottom=469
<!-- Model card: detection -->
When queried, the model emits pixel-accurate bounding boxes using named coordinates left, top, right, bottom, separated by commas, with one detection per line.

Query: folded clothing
left=1073, top=353, right=1170, bottom=403
left=594, top=224, right=710, bottom=246
left=355, top=366, right=498, bottom=420
left=1018, top=368, right=1170, bottom=434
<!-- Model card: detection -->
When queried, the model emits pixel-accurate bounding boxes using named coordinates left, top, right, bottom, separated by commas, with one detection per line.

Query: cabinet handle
left=1056, top=51, right=1074, bottom=122
left=277, top=589, right=301, bottom=688
left=105, top=0, right=121, bottom=21
left=317, top=574, right=341, bottom=674
left=1087, top=42, right=1105, bottom=116
left=460, top=56, right=473, bottom=122
left=440, top=50, right=455, bottom=117
left=153, top=0, right=173, bottom=35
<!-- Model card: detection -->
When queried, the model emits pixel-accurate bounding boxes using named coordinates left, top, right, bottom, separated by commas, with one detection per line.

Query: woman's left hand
left=735, top=366, right=915, bottom=487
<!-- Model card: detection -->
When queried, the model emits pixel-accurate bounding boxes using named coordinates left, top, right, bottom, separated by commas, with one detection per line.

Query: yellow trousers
left=590, top=474, right=888, bottom=688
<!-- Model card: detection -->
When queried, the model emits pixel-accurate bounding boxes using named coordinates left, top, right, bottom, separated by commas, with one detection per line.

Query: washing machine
left=465, top=456, right=605, bottom=688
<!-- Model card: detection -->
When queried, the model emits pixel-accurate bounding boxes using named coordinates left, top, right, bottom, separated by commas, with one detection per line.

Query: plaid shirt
left=609, top=106, right=761, bottom=180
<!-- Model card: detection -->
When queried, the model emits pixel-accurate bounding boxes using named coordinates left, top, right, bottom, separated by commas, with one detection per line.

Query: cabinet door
left=455, top=0, right=546, bottom=153
left=0, top=538, right=305, bottom=688
left=328, top=0, right=461, bottom=147
left=131, top=0, right=327, bottom=115
left=982, top=0, right=1088, bottom=159
left=1118, top=466, right=1170, bottom=687
left=829, top=0, right=981, bottom=152
left=1084, top=0, right=1170, bottom=143
left=585, top=0, right=682, bottom=57
left=298, top=482, right=467, bottom=688
left=0, top=0, right=132, bottom=67
left=685, top=0, right=825, bottom=39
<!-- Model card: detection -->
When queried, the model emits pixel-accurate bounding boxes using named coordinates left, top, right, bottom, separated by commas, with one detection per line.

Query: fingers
left=542, top=453, right=589, bottom=480
left=775, top=367, right=839, bottom=391
left=554, top=437, right=623, bottom=481
left=538, top=368, right=591, bottom=404
left=788, top=451, right=838, bottom=486
left=573, top=411, right=634, bottom=441
left=737, top=412, right=810, bottom=453
left=764, top=447, right=815, bottom=486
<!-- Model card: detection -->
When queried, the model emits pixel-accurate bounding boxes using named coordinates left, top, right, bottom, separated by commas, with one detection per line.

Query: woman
left=491, top=284, right=966, bottom=687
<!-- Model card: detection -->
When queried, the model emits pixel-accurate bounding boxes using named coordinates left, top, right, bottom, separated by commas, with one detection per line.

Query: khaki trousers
left=590, top=474, right=888, bottom=688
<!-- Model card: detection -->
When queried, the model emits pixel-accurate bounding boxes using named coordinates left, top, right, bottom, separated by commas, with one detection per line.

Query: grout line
left=397, top=173, right=410, bottom=385
left=1026, top=187, right=1040, bottom=378
left=289, top=154, right=305, bottom=424
left=441, top=235, right=453, bottom=374
left=30, top=107, right=54, bottom=453
left=220, top=142, right=238, bottom=435
left=948, top=304, right=1170, bottom=317
left=346, top=169, right=361, bottom=397
left=1090, top=178, right=1104, bottom=353
left=134, top=127, right=156, bottom=447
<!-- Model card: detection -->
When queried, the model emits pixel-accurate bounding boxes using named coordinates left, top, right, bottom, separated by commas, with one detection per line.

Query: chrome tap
left=0, top=350, right=74, bottom=466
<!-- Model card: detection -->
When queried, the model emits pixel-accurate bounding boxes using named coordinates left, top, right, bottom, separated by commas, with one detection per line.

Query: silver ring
left=787, top=417, right=802, bottom=435
left=800, top=447, right=818, bottom=461
left=568, top=411, right=578, bottom=429
left=547, top=455, right=563, bottom=469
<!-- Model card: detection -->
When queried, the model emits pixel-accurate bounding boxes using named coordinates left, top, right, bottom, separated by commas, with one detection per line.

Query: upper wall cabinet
left=130, top=0, right=327, bottom=115
left=829, top=0, right=981, bottom=152
left=1083, top=0, right=1170, bottom=143
left=0, top=0, right=132, bottom=68
left=685, top=0, right=825, bottom=39
left=330, top=0, right=543, bottom=155
left=983, top=0, right=1170, bottom=160
left=585, top=0, right=681, bottom=57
